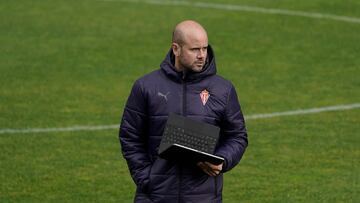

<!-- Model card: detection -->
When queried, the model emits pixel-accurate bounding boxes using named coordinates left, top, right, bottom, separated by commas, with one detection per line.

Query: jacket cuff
left=215, top=153, right=229, bottom=172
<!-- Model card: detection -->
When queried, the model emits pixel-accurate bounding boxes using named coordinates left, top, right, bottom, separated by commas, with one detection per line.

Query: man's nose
left=197, top=49, right=205, bottom=59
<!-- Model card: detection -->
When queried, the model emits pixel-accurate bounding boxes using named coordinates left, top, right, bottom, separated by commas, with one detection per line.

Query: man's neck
left=174, top=60, right=183, bottom=72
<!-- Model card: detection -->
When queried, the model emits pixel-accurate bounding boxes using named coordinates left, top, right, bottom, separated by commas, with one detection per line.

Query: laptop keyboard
left=162, top=124, right=217, bottom=154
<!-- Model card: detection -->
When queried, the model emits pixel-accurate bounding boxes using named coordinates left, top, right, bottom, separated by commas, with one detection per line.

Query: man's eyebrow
left=190, top=46, right=208, bottom=49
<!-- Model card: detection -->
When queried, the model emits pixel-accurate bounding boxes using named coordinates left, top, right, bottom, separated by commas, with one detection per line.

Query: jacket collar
left=160, top=45, right=217, bottom=82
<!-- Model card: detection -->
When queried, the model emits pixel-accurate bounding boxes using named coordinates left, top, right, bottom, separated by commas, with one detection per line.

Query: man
left=119, top=20, right=248, bottom=203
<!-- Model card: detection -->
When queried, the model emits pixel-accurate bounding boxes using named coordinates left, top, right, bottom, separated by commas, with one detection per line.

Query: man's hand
left=197, top=161, right=223, bottom=177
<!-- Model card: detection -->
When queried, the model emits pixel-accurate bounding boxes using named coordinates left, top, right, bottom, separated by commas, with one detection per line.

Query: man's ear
left=172, top=43, right=181, bottom=57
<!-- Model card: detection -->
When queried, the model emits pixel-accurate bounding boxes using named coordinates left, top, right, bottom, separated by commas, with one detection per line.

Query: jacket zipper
left=182, top=71, right=187, bottom=116
left=214, top=176, right=218, bottom=198
left=178, top=72, right=187, bottom=203
left=178, top=165, right=182, bottom=203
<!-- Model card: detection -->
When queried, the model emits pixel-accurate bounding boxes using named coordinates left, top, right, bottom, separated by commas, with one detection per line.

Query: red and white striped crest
left=200, top=89, right=210, bottom=106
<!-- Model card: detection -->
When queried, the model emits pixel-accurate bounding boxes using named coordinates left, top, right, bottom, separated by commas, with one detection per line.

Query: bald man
left=172, top=20, right=208, bottom=73
left=120, top=20, right=248, bottom=203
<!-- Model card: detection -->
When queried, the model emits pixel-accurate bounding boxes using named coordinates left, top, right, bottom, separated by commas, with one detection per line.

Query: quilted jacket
left=119, top=45, right=248, bottom=203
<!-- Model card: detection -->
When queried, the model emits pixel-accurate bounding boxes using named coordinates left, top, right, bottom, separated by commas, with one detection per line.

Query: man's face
left=175, top=33, right=208, bottom=72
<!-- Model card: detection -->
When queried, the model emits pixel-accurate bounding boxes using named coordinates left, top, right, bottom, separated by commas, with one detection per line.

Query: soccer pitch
left=0, top=0, right=359, bottom=202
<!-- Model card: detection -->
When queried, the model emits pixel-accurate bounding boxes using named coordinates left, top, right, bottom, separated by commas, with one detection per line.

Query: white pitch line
left=245, top=103, right=360, bottom=119
left=0, top=124, right=119, bottom=135
left=0, top=103, right=359, bottom=134
left=100, top=0, right=360, bottom=24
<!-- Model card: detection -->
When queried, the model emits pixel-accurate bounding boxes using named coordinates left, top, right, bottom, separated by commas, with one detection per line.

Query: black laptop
left=158, top=113, right=224, bottom=165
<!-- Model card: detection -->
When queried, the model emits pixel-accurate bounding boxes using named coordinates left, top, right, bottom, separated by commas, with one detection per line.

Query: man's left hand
left=197, top=161, right=223, bottom=177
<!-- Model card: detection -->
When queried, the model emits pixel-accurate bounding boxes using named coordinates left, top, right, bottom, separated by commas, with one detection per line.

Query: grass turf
left=0, top=0, right=359, bottom=202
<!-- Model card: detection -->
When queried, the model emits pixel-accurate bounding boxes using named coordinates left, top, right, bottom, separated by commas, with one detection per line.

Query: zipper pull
left=182, top=69, right=187, bottom=80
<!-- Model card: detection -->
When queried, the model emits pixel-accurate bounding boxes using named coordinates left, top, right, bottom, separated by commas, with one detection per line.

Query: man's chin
left=191, top=65, right=204, bottom=72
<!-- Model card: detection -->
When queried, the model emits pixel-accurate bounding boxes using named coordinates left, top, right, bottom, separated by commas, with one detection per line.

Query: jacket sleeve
left=119, top=79, right=151, bottom=192
left=215, top=85, right=248, bottom=172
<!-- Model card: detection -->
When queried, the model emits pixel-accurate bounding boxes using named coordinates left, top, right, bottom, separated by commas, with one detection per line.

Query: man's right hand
left=197, top=161, right=223, bottom=177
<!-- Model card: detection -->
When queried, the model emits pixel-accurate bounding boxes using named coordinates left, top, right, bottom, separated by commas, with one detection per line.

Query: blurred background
left=0, top=0, right=359, bottom=202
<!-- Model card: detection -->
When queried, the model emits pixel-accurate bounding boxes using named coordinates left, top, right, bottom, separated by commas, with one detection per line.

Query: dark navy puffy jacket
left=119, top=46, right=248, bottom=203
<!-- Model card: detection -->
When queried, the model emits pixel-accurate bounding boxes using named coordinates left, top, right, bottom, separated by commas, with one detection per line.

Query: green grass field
left=1, top=0, right=359, bottom=202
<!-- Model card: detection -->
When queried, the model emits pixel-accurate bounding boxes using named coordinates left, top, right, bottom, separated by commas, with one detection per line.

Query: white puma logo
left=158, top=91, right=170, bottom=101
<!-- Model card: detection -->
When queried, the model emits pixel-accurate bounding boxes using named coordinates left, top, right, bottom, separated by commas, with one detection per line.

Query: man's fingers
left=197, top=162, right=220, bottom=176
left=197, top=162, right=206, bottom=170
left=204, top=162, right=223, bottom=172
left=204, top=167, right=216, bottom=176
left=197, top=162, right=211, bottom=176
